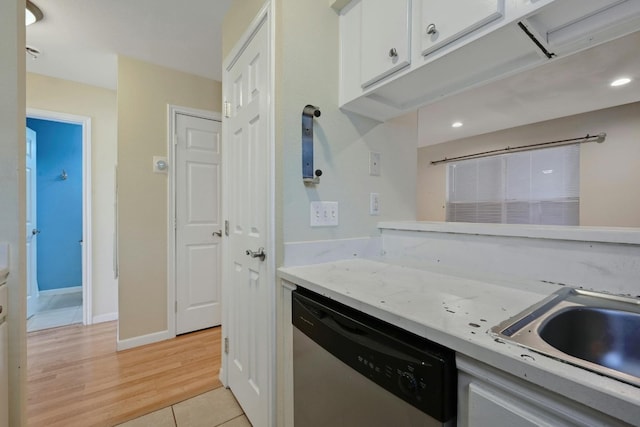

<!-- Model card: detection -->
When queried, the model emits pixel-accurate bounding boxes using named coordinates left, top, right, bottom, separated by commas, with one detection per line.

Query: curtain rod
left=430, top=132, right=606, bottom=165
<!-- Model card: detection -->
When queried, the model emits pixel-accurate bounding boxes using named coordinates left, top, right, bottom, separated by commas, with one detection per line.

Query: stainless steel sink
left=491, top=287, right=640, bottom=387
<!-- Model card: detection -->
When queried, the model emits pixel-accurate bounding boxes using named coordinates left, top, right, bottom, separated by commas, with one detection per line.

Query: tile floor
left=27, top=291, right=83, bottom=332
left=116, top=387, right=252, bottom=427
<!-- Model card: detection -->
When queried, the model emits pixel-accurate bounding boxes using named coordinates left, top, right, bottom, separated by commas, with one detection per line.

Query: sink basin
left=539, top=307, right=640, bottom=378
left=491, top=288, right=640, bottom=387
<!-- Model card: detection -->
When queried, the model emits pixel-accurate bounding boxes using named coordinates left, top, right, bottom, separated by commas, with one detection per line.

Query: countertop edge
left=378, top=221, right=640, bottom=245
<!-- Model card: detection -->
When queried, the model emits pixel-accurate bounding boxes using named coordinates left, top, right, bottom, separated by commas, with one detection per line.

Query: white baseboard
left=38, top=286, right=82, bottom=296
left=92, top=312, right=118, bottom=324
left=116, top=329, right=174, bottom=351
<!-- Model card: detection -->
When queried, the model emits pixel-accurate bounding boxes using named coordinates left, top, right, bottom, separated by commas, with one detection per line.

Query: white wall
left=0, top=1, right=27, bottom=425
left=278, top=0, right=417, bottom=255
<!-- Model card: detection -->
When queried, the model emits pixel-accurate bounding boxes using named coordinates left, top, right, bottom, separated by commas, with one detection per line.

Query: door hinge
left=224, top=220, right=229, bottom=237
left=224, top=337, right=229, bottom=354
left=223, top=101, right=231, bottom=119
left=175, top=301, right=178, bottom=313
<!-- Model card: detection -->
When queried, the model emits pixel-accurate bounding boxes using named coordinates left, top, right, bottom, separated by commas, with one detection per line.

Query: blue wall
left=27, top=118, right=83, bottom=291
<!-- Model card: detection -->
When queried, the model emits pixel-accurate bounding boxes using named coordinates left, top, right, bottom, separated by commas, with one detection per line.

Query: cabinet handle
left=426, top=23, right=437, bottom=35
left=388, top=47, right=398, bottom=58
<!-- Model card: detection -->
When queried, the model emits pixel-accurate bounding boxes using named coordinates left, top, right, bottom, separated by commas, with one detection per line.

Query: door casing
left=167, top=105, right=222, bottom=339
left=26, top=108, right=92, bottom=325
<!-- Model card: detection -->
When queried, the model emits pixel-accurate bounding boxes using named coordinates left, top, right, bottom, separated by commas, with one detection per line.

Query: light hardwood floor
left=27, top=321, right=222, bottom=427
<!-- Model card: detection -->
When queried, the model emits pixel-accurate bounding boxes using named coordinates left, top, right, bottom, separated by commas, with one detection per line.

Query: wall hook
left=60, top=169, right=68, bottom=180
left=302, top=105, right=322, bottom=184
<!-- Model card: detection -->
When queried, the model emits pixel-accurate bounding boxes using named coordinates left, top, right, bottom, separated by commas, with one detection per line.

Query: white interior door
left=26, top=127, right=38, bottom=318
left=175, top=113, right=223, bottom=335
left=224, top=16, right=272, bottom=427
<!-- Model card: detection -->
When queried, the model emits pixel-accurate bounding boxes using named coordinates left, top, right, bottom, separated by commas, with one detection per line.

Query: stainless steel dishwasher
left=292, top=287, right=457, bottom=427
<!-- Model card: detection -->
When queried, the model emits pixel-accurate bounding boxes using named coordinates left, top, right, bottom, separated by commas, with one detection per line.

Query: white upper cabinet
left=360, top=0, right=411, bottom=88
left=337, top=0, right=640, bottom=122
left=420, top=0, right=504, bottom=56
left=523, top=0, right=640, bottom=55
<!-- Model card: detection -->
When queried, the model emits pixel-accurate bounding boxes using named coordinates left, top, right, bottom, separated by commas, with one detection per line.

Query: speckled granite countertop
left=279, top=258, right=640, bottom=425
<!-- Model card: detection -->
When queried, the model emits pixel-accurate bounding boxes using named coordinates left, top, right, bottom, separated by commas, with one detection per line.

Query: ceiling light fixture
left=26, top=0, right=43, bottom=26
left=451, top=121, right=463, bottom=128
left=610, top=77, right=632, bottom=87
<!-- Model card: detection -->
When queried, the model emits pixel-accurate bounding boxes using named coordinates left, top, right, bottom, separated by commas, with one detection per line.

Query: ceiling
left=25, top=1, right=639, bottom=148
left=417, top=30, right=640, bottom=147
left=25, top=0, right=233, bottom=90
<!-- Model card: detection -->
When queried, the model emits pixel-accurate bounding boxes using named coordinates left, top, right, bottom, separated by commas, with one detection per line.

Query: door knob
left=32, top=228, right=40, bottom=235
left=246, top=247, right=266, bottom=261
left=213, top=230, right=222, bottom=237
left=426, top=23, right=437, bottom=35
left=388, top=47, right=398, bottom=58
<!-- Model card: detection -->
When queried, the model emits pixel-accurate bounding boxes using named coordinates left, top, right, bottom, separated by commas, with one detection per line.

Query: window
left=446, top=144, right=579, bottom=225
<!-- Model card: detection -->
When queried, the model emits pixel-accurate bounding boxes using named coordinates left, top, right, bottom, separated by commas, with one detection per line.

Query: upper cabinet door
left=420, top=0, right=504, bottom=56
left=361, top=0, right=411, bottom=88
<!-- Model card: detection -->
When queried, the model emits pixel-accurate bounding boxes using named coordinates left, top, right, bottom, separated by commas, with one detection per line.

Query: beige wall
left=222, top=0, right=265, bottom=60
left=26, top=73, right=119, bottom=320
left=117, top=56, right=222, bottom=341
left=417, top=102, right=640, bottom=227
left=0, top=1, right=27, bottom=425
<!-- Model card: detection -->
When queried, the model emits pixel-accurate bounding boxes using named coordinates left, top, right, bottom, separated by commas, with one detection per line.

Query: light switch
left=310, top=201, right=339, bottom=227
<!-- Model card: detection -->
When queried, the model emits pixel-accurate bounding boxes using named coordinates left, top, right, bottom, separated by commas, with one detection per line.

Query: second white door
left=176, top=113, right=223, bottom=335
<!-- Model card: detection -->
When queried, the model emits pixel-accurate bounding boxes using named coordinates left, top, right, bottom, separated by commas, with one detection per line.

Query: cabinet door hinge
left=224, top=220, right=229, bottom=237
left=223, top=101, right=231, bottom=119
left=175, top=301, right=178, bottom=313
left=224, top=337, right=229, bottom=354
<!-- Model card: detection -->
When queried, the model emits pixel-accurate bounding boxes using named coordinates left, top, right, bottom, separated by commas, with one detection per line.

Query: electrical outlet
left=369, top=152, right=381, bottom=176
left=310, top=201, right=339, bottom=227
left=370, top=193, right=380, bottom=215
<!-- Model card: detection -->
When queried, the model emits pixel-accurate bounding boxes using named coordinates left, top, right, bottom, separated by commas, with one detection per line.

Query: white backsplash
left=380, top=224, right=640, bottom=296
left=283, top=237, right=382, bottom=267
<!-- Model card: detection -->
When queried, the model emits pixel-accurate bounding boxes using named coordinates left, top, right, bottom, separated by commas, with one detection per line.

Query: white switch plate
left=369, top=152, right=381, bottom=176
left=310, top=201, right=339, bottom=227
left=369, top=193, right=380, bottom=215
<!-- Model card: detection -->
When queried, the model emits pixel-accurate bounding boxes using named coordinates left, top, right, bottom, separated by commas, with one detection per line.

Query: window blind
left=446, top=144, right=579, bottom=225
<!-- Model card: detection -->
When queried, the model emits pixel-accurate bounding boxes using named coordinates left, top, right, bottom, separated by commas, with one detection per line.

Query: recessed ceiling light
left=451, top=121, right=463, bottom=128
left=610, top=77, right=632, bottom=87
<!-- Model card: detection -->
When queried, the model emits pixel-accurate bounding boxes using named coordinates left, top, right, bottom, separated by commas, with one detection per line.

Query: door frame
left=26, top=108, right=93, bottom=325
left=166, top=105, right=221, bottom=339
left=220, top=1, right=276, bottom=424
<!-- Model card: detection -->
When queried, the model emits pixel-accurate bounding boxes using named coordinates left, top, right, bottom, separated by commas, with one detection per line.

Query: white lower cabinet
left=457, top=355, right=630, bottom=427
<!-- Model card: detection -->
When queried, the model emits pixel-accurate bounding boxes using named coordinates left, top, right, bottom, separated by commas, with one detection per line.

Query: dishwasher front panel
left=294, top=327, right=447, bottom=427
left=292, top=288, right=456, bottom=427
